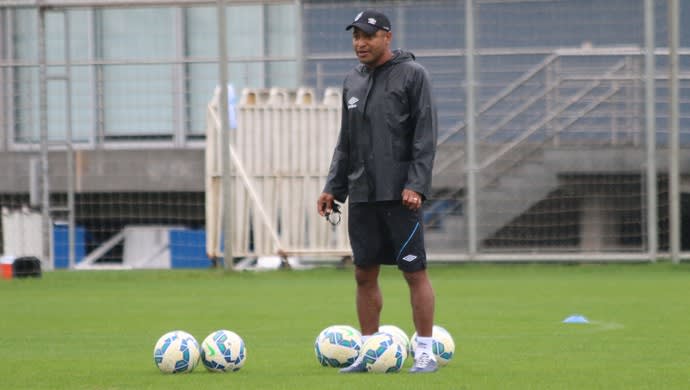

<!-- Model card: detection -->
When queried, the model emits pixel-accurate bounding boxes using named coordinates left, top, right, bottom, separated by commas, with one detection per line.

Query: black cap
left=345, top=10, right=391, bottom=35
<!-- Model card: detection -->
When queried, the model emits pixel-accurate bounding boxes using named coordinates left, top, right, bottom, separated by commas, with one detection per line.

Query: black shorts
left=347, top=201, right=427, bottom=272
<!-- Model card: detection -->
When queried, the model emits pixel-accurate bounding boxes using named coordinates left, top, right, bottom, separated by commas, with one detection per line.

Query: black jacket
left=324, top=50, right=438, bottom=203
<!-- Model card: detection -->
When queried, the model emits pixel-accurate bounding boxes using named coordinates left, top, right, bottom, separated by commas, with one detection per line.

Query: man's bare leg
left=404, top=269, right=438, bottom=373
left=340, top=264, right=382, bottom=373
left=355, top=264, right=382, bottom=335
left=403, top=269, right=435, bottom=337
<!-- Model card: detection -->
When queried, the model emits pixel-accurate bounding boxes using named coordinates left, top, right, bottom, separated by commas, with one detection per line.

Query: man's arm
left=319, top=91, right=350, bottom=215
left=405, top=66, right=438, bottom=200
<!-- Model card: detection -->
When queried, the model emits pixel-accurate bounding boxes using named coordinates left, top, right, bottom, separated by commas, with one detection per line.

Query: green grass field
left=1, top=263, right=689, bottom=389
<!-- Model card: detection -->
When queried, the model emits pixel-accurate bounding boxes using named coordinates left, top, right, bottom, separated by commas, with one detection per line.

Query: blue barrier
left=53, top=225, right=87, bottom=269
left=169, top=229, right=211, bottom=269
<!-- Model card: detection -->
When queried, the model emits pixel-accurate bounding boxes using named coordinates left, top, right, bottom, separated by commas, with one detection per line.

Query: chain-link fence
left=0, top=0, right=688, bottom=267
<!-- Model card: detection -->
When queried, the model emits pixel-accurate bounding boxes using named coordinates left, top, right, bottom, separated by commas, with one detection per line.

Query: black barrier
left=13, top=256, right=42, bottom=278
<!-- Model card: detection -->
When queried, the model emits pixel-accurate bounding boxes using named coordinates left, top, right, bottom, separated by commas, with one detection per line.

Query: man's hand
left=402, top=188, right=423, bottom=211
left=317, top=192, right=335, bottom=216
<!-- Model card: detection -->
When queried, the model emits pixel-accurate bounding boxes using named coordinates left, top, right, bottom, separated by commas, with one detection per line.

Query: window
left=12, top=9, right=92, bottom=145
left=7, top=3, right=300, bottom=147
left=99, top=8, right=176, bottom=140
left=185, top=4, right=299, bottom=136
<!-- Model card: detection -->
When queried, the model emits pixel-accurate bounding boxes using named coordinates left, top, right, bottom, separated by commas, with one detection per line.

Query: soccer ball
left=314, top=325, right=362, bottom=367
left=411, top=325, right=455, bottom=366
left=378, top=324, right=410, bottom=359
left=360, top=332, right=405, bottom=373
left=200, top=329, right=247, bottom=372
left=153, top=330, right=200, bottom=374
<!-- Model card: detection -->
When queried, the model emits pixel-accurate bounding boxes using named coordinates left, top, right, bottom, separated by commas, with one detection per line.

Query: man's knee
left=403, top=269, right=428, bottom=286
left=354, top=265, right=379, bottom=287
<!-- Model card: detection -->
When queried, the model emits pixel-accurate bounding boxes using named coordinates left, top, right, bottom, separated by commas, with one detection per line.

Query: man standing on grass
left=316, top=9, right=439, bottom=373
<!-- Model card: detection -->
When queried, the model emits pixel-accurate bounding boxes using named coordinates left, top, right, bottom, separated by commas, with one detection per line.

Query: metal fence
left=0, top=0, right=688, bottom=268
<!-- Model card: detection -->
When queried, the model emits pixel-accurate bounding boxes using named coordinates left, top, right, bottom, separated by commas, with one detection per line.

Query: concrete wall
left=0, top=149, right=204, bottom=193
left=1, top=145, right=686, bottom=194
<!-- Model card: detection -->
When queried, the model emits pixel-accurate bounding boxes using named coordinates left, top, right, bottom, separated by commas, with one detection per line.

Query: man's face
left=352, top=28, right=391, bottom=68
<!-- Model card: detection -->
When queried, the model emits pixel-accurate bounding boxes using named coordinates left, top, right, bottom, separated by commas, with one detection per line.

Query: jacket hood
left=389, top=49, right=416, bottom=64
left=358, top=49, right=416, bottom=73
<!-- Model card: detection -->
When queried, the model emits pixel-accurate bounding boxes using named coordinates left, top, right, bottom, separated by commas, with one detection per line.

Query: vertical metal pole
left=91, top=9, right=104, bottom=148
left=173, top=8, right=186, bottom=147
left=3, top=10, right=14, bottom=152
left=553, top=58, right=561, bottom=147
left=217, top=0, right=234, bottom=269
left=632, top=55, right=641, bottom=146
left=668, top=0, right=680, bottom=263
left=0, top=9, right=5, bottom=151
left=64, top=11, right=76, bottom=269
left=545, top=62, right=553, bottom=144
left=644, top=0, right=657, bottom=262
left=465, top=0, right=478, bottom=256
left=260, top=4, right=267, bottom=87
left=38, top=7, right=52, bottom=270
left=395, top=6, right=406, bottom=48
left=294, top=0, right=304, bottom=87
left=315, top=62, right=323, bottom=96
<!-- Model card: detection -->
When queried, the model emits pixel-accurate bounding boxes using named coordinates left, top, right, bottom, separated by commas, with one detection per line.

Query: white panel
left=205, top=86, right=348, bottom=258
left=1, top=207, right=46, bottom=260
left=122, top=226, right=174, bottom=269
left=205, top=95, right=222, bottom=258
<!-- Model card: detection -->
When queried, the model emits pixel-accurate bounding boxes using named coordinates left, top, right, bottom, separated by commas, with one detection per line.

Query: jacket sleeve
left=322, top=92, right=350, bottom=203
left=405, top=66, right=438, bottom=199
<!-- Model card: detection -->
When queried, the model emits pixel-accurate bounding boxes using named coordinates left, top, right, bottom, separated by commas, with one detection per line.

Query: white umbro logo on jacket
left=347, top=97, right=359, bottom=109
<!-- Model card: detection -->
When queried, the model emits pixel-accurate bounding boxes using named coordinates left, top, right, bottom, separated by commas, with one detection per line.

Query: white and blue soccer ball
left=360, top=332, right=405, bottom=373
left=201, top=329, right=247, bottom=372
left=411, top=325, right=455, bottom=366
left=314, top=325, right=362, bottom=368
left=378, top=324, right=410, bottom=360
left=153, top=330, right=200, bottom=374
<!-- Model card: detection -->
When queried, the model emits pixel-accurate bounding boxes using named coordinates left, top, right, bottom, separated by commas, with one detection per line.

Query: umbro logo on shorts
left=402, top=254, right=418, bottom=262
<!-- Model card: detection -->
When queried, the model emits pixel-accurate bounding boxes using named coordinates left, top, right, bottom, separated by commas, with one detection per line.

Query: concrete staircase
left=477, top=157, right=559, bottom=241
left=426, top=149, right=559, bottom=251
